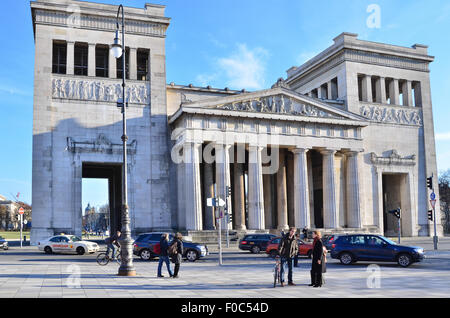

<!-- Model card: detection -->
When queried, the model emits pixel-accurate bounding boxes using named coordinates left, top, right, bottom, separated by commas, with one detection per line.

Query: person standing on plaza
left=104, top=230, right=120, bottom=260
left=310, top=230, right=324, bottom=287
left=278, top=227, right=298, bottom=287
left=157, top=233, right=173, bottom=278
left=169, top=232, right=184, bottom=278
left=294, top=233, right=300, bottom=267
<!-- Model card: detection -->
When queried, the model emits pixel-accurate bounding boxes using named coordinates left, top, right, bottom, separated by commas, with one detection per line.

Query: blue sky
left=1, top=0, right=450, bottom=207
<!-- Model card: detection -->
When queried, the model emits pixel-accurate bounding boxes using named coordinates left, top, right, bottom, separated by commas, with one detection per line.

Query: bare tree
left=438, top=169, right=450, bottom=234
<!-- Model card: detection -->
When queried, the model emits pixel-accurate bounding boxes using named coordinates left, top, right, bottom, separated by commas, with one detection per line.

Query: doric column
left=66, top=41, right=75, bottom=75
left=389, top=78, right=400, bottom=105
left=334, top=153, right=346, bottom=228
left=362, top=75, right=373, bottom=102
left=88, top=43, right=96, bottom=77
left=402, top=80, right=413, bottom=107
left=184, top=142, right=203, bottom=231
left=215, top=143, right=233, bottom=230
left=346, top=151, right=362, bottom=228
left=376, top=77, right=387, bottom=104
left=307, top=153, right=315, bottom=227
left=248, top=145, right=265, bottom=230
left=263, top=174, right=273, bottom=229
left=203, top=162, right=215, bottom=230
left=291, top=148, right=311, bottom=229
left=317, top=87, right=322, bottom=99
left=321, top=149, right=338, bottom=229
left=233, top=161, right=246, bottom=230
left=109, top=45, right=117, bottom=79
left=129, top=48, right=137, bottom=80
left=327, top=81, right=333, bottom=100
left=277, top=149, right=289, bottom=230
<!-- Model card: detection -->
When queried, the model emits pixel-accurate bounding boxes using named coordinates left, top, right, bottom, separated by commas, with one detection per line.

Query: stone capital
left=289, top=147, right=310, bottom=154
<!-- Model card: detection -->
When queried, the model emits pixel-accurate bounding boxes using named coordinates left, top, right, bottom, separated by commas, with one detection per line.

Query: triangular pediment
left=180, top=87, right=365, bottom=122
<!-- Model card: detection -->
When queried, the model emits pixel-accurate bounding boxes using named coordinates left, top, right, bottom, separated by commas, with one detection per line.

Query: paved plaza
left=0, top=237, right=449, bottom=298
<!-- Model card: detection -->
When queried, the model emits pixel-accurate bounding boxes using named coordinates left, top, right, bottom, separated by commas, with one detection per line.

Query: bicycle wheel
left=97, top=253, right=109, bottom=266
left=116, top=252, right=122, bottom=265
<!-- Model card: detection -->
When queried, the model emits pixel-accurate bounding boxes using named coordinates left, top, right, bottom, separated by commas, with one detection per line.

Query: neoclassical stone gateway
left=30, top=0, right=442, bottom=244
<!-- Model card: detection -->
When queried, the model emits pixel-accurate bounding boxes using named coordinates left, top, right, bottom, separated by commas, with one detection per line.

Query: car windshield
left=70, top=236, right=82, bottom=242
left=380, top=236, right=397, bottom=245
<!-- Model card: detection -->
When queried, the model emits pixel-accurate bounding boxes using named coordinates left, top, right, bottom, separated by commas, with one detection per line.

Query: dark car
left=239, top=234, right=277, bottom=254
left=330, top=234, right=424, bottom=267
left=322, top=234, right=339, bottom=251
left=133, top=232, right=208, bottom=262
left=0, top=236, right=8, bottom=250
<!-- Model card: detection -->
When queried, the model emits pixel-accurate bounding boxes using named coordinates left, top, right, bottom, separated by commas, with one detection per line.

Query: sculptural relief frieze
left=52, top=77, right=150, bottom=105
left=359, top=105, right=422, bottom=126
left=215, top=95, right=343, bottom=119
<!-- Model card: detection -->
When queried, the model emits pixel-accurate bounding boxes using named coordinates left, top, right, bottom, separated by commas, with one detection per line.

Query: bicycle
left=273, top=256, right=281, bottom=288
left=96, top=248, right=122, bottom=266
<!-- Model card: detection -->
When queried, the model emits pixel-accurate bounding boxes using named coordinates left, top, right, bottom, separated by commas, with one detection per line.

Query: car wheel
left=186, top=250, right=198, bottom=262
left=397, top=253, right=412, bottom=267
left=251, top=246, right=261, bottom=254
left=339, top=252, right=354, bottom=265
left=44, top=246, right=52, bottom=254
left=140, top=249, right=152, bottom=261
left=76, top=247, right=85, bottom=255
left=269, top=250, right=278, bottom=259
left=307, top=250, right=312, bottom=259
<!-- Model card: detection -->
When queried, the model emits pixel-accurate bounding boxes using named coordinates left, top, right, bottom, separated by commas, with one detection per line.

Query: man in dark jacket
left=157, top=233, right=173, bottom=278
left=278, top=227, right=298, bottom=287
left=105, top=230, right=121, bottom=260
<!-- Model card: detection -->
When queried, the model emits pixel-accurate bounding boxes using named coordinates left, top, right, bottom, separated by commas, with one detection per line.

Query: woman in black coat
left=310, top=230, right=324, bottom=287
left=170, top=232, right=184, bottom=278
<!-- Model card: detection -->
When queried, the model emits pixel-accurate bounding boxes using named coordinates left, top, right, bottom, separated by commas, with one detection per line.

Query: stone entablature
left=67, top=134, right=137, bottom=155
left=370, top=150, right=416, bottom=166
left=31, top=1, right=170, bottom=38
left=52, top=75, right=150, bottom=105
left=359, top=104, right=422, bottom=126
left=286, top=32, right=434, bottom=87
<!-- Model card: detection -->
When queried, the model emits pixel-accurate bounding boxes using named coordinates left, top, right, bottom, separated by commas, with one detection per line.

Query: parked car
left=0, top=236, right=8, bottom=250
left=265, top=237, right=314, bottom=258
left=37, top=235, right=99, bottom=255
left=133, top=232, right=208, bottom=262
left=322, top=234, right=339, bottom=251
left=238, top=234, right=277, bottom=254
left=330, top=234, right=424, bottom=267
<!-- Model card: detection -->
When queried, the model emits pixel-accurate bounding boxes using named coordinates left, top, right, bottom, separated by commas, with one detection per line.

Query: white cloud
left=196, top=44, right=269, bottom=90
left=436, top=132, right=450, bottom=141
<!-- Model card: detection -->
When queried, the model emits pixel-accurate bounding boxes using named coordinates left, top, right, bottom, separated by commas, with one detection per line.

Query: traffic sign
left=430, top=192, right=436, bottom=200
left=207, top=197, right=226, bottom=207
left=18, top=207, right=24, bottom=215
left=430, top=200, right=436, bottom=209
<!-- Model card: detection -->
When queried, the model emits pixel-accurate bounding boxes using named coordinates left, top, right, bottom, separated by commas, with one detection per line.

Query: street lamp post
left=111, top=4, right=136, bottom=277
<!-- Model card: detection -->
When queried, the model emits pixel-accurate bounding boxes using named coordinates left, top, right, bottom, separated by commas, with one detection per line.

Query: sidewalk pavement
left=0, top=246, right=449, bottom=298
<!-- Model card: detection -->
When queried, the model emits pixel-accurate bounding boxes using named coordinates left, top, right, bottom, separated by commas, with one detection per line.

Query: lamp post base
left=118, top=269, right=137, bottom=277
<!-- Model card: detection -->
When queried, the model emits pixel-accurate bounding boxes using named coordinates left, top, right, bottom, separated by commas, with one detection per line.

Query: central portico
left=169, top=84, right=368, bottom=233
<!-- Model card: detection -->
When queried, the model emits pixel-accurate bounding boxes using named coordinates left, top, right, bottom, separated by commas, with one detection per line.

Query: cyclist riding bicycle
left=104, top=230, right=121, bottom=260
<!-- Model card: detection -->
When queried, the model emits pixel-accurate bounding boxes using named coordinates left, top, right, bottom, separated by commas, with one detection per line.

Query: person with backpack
left=157, top=233, right=173, bottom=278
left=104, top=230, right=121, bottom=260
left=169, top=232, right=184, bottom=278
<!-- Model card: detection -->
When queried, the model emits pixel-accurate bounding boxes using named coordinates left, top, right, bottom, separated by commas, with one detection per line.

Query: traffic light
left=228, top=213, right=233, bottom=224
left=427, top=177, right=433, bottom=190
left=389, top=208, right=401, bottom=219
left=428, top=210, right=433, bottom=221
left=226, top=186, right=232, bottom=197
